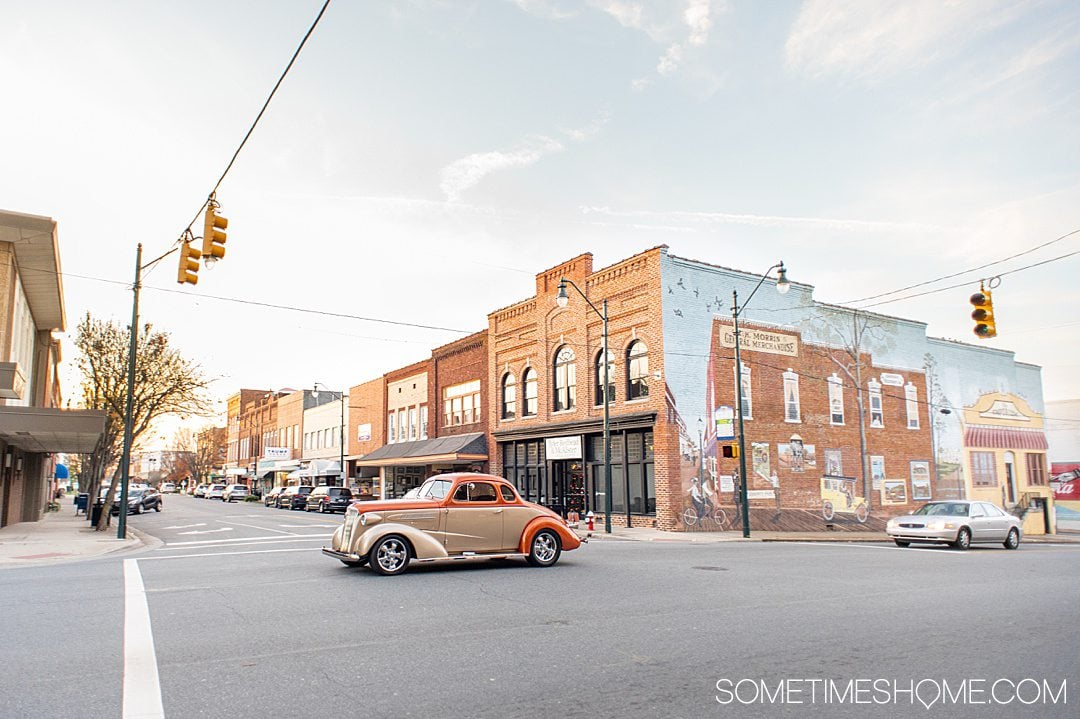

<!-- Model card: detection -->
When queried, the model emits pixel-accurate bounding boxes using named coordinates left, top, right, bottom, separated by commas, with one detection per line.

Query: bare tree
left=75, top=313, right=213, bottom=530
left=164, top=426, right=225, bottom=487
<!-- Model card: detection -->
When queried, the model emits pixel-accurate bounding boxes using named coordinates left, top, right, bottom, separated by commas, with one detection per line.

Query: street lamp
left=556, top=277, right=612, bottom=534
left=313, top=382, right=346, bottom=487
left=733, top=261, right=790, bottom=538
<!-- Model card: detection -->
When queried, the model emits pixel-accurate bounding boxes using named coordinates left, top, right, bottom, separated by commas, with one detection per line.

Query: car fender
left=354, top=523, right=449, bottom=560
left=518, top=517, right=582, bottom=554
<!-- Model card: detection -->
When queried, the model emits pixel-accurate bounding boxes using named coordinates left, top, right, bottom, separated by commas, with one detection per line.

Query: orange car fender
left=518, top=516, right=582, bottom=554
left=354, top=522, right=449, bottom=560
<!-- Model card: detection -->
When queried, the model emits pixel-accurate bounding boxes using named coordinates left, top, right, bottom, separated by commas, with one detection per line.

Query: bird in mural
left=673, top=309, right=683, bottom=317
left=694, top=288, right=699, bottom=297
left=677, top=278, right=685, bottom=289
left=668, top=287, right=674, bottom=294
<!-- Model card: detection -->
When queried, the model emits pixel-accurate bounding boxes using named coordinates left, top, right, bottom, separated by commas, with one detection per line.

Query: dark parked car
left=305, top=486, right=353, bottom=513
left=279, top=485, right=314, bottom=510
left=112, top=487, right=162, bottom=515
left=263, top=486, right=285, bottom=508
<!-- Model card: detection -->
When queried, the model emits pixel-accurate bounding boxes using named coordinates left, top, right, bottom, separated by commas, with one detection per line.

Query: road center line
left=156, top=534, right=330, bottom=548
left=218, top=520, right=297, bottom=535
left=140, top=547, right=323, bottom=561
left=123, top=559, right=164, bottom=719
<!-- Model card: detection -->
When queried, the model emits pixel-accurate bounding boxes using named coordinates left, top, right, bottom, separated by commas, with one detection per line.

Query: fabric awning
left=354, top=433, right=487, bottom=468
left=964, top=426, right=1048, bottom=450
left=54, top=463, right=69, bottom=479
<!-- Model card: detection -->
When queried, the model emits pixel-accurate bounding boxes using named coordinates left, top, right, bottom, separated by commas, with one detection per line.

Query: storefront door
left=547, top=461, right=585, bottom=518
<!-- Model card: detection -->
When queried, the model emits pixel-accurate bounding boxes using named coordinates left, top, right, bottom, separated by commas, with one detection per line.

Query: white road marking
left=162, top=523, right=206, bottom=529
left=123, top=559, right=164, bottom=719
left=140, top=547, right=323, bottom=561
left=177, top=527, right=234, bottom=535
left=219, top=520, right=297, bottom=535
left=278, top=522, right=340, bottom=527
left=784, top=541, right=967, bottom=556
left=156, top=534, right=331, bottom=548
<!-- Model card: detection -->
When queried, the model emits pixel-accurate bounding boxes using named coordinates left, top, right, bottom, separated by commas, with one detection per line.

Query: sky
left=2, top=0, right=1078, bottom=446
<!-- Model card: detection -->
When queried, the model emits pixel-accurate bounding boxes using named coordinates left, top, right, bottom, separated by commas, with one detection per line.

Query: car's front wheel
left=1004, top=528, right=1020, bottom=550
left=154, top=503, right=161, bottom=512
left=527, top=529, right=562, bottom=567
left=953, top=527, right=972, bottom=551
left=369, top=535, right=411, bottom=576
left=822, top=502, right=835, bottom=521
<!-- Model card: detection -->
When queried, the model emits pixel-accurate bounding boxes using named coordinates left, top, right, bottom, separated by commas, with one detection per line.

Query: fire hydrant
left=586, top=511, right=595, bottom=532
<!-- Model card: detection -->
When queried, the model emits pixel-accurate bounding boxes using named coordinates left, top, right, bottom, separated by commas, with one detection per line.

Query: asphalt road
left=3, top=494, right=1078, bottom=719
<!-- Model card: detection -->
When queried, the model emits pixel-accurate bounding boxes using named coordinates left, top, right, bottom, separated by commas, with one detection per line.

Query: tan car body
left=323, top=472, right=584, bottom=573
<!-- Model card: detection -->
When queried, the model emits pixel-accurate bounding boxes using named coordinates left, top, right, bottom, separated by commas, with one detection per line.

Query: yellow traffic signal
left=177, top=241, right=201, bottom=285
left=721, top=444, right=740, bottom=459
left=970, top=288, right=996, bottom=338
left=202, top=204, right=228, bottom=263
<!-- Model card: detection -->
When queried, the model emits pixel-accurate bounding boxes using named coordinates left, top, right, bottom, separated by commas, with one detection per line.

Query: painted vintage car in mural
left=820, top=476, right=868, bottom=523
left=322, top=473, right=584, bottom=575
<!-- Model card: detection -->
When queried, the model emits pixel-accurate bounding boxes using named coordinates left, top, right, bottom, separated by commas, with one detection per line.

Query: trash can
left=75, top=493, right=89, bottom=514
left=90, top=501, right=104, bottom=526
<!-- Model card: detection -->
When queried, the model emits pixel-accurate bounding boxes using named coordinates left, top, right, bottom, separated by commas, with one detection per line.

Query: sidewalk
left=579, top=525, right=1080, bottom=544
left=0, top=499, right=148, bottom=569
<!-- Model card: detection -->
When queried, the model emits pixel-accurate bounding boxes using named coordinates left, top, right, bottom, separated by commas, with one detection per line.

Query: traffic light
left=177, top=241, right=201, bottom=285
left=721, top=444, right=740, bottom=459
left=970, top=288, right=996, bottom=338
left=202, top=204, right=228, bottom=263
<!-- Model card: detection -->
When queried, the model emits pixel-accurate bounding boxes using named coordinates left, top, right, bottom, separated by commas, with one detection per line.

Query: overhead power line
left=844, top=227, right=1080, bottom=306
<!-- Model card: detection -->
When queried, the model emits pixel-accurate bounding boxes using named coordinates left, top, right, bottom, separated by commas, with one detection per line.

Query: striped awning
left=964, top=426, right=1048, bottom=450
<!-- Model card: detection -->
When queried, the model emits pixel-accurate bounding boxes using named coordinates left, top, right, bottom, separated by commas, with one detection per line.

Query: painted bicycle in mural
left=683, top=477, right=728, bottom=529
left=820, top=476, right=868, bottom=523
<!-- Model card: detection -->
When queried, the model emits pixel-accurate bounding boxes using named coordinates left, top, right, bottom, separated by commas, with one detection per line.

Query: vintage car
left=322, top=473, right=585, bottom=575
left=820, top=476, right=868, bottom=523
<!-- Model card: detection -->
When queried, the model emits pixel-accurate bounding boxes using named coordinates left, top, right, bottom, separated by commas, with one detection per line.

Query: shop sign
left=879, top=372, right=904, bottom=387
left=715, top=406, right=735, bottom=440
left=719, top=475, right=735, bottom=493
left=357, top=423, right=372, bottom=442
left=746, top=490, right=776, bottom=499
left=264, top=447, right=289, bottom=459
left=545, top=436, right=582, bottom=460
left=718, top=325, right=798, bottom=357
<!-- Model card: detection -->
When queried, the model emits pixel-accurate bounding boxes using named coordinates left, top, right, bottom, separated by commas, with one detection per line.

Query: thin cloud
left=580, top=206, right=943, bottom=233
left=785, top=0, right=1020, bottom=83
left=509, top=0, right=580, bottom=21
left=440, top=114, right=609, bottom=202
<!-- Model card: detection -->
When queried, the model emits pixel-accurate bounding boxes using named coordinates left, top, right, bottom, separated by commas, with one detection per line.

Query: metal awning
left=964, top=426, right=1048, bottom=450
left=225, top=467, right=248, bottom=476
left=256, top=459, right=301, bottom=477
left=353, top=433, right=488, bottom=468
left=0, top=406, right=106, bottom=453
left=288, top=459, right=343, bottom=479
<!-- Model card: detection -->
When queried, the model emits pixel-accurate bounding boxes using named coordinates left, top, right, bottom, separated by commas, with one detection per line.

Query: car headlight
left=359, top=513, right=367, bottom=526
left=886, top=518, right=897, bottom=528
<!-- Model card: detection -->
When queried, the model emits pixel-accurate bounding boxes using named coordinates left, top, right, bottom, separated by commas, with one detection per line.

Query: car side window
left=453, top=482, right=498, bottom=502
left=970, top=504, right=985, bottom=517
left=499, top=485, right=516, bottom=502
left=982, top=503, right=1003, bottom=517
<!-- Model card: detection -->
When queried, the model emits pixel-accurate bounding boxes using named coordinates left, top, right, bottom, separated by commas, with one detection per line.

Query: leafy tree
left=75, top=313, right=212, bottom=530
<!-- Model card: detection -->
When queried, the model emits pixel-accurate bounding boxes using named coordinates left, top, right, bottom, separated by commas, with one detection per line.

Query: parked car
left=279, top=485, right=314, bottom=510
left=193, top=484, right=210, bottom=498
left=160, top=482, right=177, bottom=494
left=305, top=486, right=353, bottom=514
left=222, top=484, right=250, bottom=502
left=886, top=500, right=1022, bottom=550
left=263, top=486, right=286, bottom=508
left=205, top=484, right=227, bottom=500
left=112, top=487, right=162, bottom=515
left=323, top=472, right=585, bottom=575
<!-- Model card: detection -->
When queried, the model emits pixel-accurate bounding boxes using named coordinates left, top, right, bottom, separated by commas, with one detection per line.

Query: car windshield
left=127, top=490, right=145, bottom=499
left=418, top=478, right=453, bottom=500
left=298, top=486, right=312, bottom=494
left=912, top=502, right=969, bottom=517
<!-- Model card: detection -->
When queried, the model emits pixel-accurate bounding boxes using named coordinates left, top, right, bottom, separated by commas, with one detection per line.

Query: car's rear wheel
left=1004, top=528, right=1020, bottom=550
left=894, top=540, right=909, bottom=548
left=855, top=503, right=868, bottom=523
left=822, top=502, right=834, bottom=521
left=527, top=529, right=562, bottom=567
left=154, top=503, right=161, bottom=512
left=320, top=501, right=329, bottom=514
left=369, top=535, right=410, bottom=576
left=953, top=527, right=971, bottom=551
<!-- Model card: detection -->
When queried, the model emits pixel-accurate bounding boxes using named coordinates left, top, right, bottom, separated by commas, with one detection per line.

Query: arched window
left=595, top=349, right=615, bottom=406
left=501, top=373, right=516, bottom=420
left=522, top=368, right=538, bottom=417
left=627, top=340, right=649, bottom=400
left=553, top=346, right=576, bottom=411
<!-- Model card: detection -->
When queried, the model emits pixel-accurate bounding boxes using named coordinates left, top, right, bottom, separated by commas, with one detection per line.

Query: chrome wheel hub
left=377, top=539, right=407, bottom=571
left=533, top=534, right=557, bottom=563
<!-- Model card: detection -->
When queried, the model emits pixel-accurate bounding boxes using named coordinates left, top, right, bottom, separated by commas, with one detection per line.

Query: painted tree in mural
left=74, top=313, right=212, bottom=531
left=802, top=307, right=898, bottom=512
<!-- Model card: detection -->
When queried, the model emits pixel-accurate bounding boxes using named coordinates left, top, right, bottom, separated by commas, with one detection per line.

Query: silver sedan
left=886, top=500, right=1022, bottom=550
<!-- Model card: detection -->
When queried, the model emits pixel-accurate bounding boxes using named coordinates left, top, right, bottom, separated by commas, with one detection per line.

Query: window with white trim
left=420, top=405, right=428, bottom=440
left=869, top=379, right=884, bottom=428
left=444, top=380, right=481, bottom=427
left=627, top=341, right=649, bottom=400
left=523, top=368, right=538, bottom=417
left=553, top=346, right=576, bottom=411
left=388, top=412, right=396, bottom=443
left=905, top=383, right=919, bottom=429
left=828, top=373, right=844, bottom=425
left=733, top=363, right=752, bottom=419
left=501, top=373, right=516, bottom=419
left=783, top=369, right=800, bottom=423
left=408, top=407, right=417, bottom=440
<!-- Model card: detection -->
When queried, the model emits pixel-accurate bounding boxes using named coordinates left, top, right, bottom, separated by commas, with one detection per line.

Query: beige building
left=0, top=210, right=105, bottom=527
